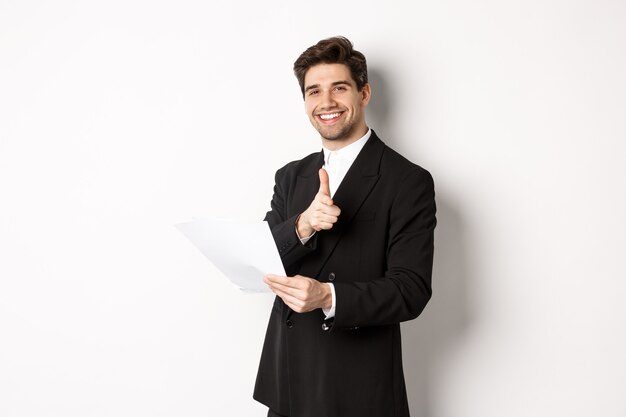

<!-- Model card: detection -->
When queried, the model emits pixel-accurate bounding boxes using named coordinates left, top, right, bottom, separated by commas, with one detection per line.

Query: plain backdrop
left=1, top=1, right=625, bottom=416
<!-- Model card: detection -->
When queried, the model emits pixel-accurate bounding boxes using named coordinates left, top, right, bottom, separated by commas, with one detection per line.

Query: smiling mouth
left=317, top=112, right=344, bottom=123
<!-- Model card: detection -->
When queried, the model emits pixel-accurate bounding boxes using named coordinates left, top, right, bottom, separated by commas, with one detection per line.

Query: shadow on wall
left=402, top=198, right=472, bottom=417
left=368, top=67, right=473, bottom=417
left=367, top=68, right=394, bottom=144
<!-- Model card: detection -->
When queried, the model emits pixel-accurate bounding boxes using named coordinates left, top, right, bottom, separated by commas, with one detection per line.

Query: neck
left=321, top=124, right=369, bottom=151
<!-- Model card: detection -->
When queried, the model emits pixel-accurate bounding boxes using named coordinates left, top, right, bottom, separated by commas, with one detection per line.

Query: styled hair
left=293, top=36, right=368, bottom=97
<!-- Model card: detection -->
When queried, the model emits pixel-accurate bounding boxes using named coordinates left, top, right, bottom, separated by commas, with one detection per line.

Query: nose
left=319, top=90, right=337, bottom=109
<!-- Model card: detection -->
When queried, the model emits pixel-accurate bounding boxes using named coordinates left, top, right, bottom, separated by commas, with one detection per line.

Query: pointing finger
left=318, top=168, right=331, bottom=197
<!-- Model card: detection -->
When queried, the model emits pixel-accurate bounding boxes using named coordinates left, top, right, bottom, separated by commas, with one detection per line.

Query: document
left=176, top=218, right=284, bottom=293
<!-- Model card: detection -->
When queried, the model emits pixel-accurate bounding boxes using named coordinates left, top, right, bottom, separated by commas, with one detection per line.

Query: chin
left=319, top=126, right=354, bottom=142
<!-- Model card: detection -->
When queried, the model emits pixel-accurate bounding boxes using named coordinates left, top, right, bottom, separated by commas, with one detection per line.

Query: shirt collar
left=322, top=128, right=372, bottom=167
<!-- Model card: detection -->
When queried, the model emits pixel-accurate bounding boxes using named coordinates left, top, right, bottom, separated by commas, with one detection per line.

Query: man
left=254, top=36, right=436, bottom=417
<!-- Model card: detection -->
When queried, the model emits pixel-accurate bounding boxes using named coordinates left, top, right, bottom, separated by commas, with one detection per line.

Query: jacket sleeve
left=264, top=167, right=317, bottom=270
left=331, top=168, right=436, bottom=329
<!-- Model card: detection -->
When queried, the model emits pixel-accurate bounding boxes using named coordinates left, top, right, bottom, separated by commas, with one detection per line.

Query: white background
left=1, top=1, right=625, bottom=416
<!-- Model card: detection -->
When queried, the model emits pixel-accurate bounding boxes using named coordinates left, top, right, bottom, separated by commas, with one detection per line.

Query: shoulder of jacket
left=380, top=143, right=432, bottom=181
left=276, top=151, right=321, bottom=176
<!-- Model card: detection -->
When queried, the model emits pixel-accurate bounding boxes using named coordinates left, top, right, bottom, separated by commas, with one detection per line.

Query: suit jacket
left=254, top=131, right=436, bottom=417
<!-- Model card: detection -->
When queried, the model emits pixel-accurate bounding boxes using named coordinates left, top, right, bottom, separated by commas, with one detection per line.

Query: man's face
left=303, top=63, right=370, bottom=145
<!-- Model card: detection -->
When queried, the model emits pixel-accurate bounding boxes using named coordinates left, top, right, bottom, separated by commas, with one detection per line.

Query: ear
left=360, top=83, right=372, bottom=107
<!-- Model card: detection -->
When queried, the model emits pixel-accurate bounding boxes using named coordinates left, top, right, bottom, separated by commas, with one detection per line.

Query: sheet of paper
left=176, top=218, right=284, bottom=293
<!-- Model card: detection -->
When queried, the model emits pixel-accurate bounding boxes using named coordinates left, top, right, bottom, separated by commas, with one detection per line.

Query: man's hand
left=264, top=274, right=332, bottom=313
left=296, top=168, right=341, bottom=237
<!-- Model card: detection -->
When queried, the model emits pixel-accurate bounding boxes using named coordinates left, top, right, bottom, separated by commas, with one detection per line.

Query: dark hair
left=293, top=36, right=368, bottom=97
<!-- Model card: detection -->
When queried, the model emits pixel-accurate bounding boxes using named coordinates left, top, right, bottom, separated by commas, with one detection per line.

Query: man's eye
left=308, top=90, right=319, bottom=96
left=334, top=86, right=346, bottom=91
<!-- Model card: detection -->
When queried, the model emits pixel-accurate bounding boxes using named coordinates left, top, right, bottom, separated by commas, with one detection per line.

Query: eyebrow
left=304, top=80, right=352, bottom=93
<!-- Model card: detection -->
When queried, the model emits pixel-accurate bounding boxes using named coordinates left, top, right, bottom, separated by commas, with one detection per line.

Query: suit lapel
left=299, top=132, right=384, bottom=279
left=290, top=152, right=325, bottom=219
left=331, top=132, right=383, bottom=229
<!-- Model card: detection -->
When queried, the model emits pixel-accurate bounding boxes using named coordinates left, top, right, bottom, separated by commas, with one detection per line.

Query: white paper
left=176, top=218, right=285, bottom=293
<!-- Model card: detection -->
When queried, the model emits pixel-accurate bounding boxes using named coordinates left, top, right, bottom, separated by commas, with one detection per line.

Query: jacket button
left=286, top=320, right=294, bottom=328
left=322, top=322, right=331, bottom=331
left=328, top=272, right=336, bottom=281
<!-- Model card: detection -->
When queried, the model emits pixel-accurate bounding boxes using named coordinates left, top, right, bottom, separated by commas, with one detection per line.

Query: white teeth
left=319, top=112, right=341, bottom=120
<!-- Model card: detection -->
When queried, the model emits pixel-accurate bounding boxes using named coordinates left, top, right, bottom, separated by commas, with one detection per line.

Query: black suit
left=254, top=131, right=436, bottom=417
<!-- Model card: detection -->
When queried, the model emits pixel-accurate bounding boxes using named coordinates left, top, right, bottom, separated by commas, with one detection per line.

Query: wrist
left=323, top=283, right=333, bottom=309
left=296, top=213, right=314, bottom=237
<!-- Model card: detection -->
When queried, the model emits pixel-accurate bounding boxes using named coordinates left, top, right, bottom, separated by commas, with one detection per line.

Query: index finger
left=265, top=274, right=304, bottom=289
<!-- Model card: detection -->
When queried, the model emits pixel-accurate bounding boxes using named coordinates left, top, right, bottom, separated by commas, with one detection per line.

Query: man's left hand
left=264, top=274, right=332, bottom=313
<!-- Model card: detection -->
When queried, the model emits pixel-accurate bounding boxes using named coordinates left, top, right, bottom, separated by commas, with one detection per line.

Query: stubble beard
left=314, top=117, right=357, bottom=142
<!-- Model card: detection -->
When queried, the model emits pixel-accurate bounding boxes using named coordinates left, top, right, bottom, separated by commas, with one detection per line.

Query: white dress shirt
left=297, top=129, right=372, bottom=319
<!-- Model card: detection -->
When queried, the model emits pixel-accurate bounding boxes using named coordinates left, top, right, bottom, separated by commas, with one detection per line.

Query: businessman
left=254, top=36, right=436, bottom=417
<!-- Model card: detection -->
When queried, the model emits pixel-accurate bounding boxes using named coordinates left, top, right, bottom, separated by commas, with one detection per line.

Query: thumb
left=318, top=168, right=331, bottom=196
